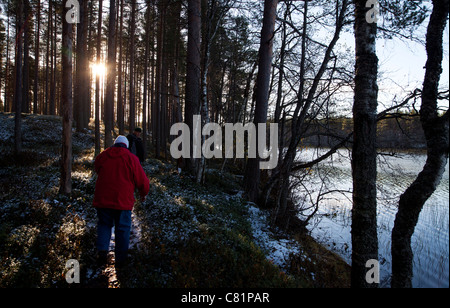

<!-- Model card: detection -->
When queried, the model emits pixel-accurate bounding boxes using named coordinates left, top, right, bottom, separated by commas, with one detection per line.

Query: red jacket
left=93, top=145, right=149, bottom=211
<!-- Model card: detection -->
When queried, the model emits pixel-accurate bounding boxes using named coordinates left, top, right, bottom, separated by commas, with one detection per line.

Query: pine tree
left=104, top=0, right=117, bottom=148
left=244, top=0, right=278, bottom=203
left=60, top=0, right=74, bottom=195
left=185, top=0, right=202, bottom=171
left=75, top=0, right=90, bottom=131
left=14, top=0, right=24, bottom=155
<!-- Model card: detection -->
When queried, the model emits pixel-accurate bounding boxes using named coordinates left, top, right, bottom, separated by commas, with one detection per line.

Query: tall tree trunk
left=142, top=1, right=152, bottom=157
left=45, top=1, right=51, bottom=115
left=196, top=0, right=215, bottom=183
left=170, top=0, right=182, bottom=126
left=0, top=21, right=3, bottom=112
left=351, top=0, right=379, bottom=288
left=33, top=0, right=41, bottom=114
left=14, top=0, right=24, bottom=155
left=150, top=1, right=157, bottom=147
left=104, top=0, right=116, bottom=148
left=75, top=0, right=90, bottom=131
left=49, top=2, right=56, bottom=115
left=185, top=0, right=202, bottom=171
left=22, top=0, right=30, bottom=114
left=244, top=0, right=278, bottom=203
left=4, top=8, right=10, bottom=112
left=128, top=0, right=137, bottom=133
left=60, top=0, right=74, bottom=195
left=161, top=47, right=168, bottom=160
left=95, top=0, right=103, bottom=156
left=391, top=0, right=449, bottom=288
left=154, top=0, right=165, bottom=158
left=117, top=0, right=125, bottom=135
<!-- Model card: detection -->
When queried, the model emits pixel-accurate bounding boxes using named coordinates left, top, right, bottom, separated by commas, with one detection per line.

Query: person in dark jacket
left=93, top=135, right=150, bottom=267
left=127, top=128, right=145, bottom=163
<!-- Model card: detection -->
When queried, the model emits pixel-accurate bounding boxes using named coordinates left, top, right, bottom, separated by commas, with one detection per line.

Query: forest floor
left=0, top=112, right=350, bottom=288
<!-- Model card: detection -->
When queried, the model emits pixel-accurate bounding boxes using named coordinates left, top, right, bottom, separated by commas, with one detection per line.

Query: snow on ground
left=0, top=113, right=308, bottom=287
left=247, top=204, right=302, bottom=270
left=0, top=113, right=14, bottom=142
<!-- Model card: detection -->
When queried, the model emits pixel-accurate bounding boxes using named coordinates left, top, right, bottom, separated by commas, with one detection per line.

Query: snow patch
left=247, top=205, right=301, bottom=270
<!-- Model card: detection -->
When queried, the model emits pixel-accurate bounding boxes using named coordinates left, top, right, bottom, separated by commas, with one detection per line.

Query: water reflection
left=294, top=148, right=449, bottom=288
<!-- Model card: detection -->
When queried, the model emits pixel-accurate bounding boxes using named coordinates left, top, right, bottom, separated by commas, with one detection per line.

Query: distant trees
left=0, top=0, right=262, bottom=159
left=299, top=115, right=426, bottom=150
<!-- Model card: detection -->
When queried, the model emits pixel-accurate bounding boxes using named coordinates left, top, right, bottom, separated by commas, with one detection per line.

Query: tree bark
left=22, top=0, right=30, bottom=114
left=351, top=0, right=379, bottom=288
left=45, top=1, right=51, bottom=115
left=196, top=0, right=216, bottom=183
left=95, top=0, right=103, bottom=156
left=244, top=0, right=278, bottom=203
left=154, top=0, right=166, bottom=158
left=75, top=0, right=90, bottom=131
left=128, top=0, right=137, bottom=133
left=3, top=8, right=11, bottom=112
left=104, top=0, right=117, bottom=148
left=14, top=0, right=24, bottom=155
left=117, top=0, right=125, bottom=135
left=142, top=1, right=152, bottom=157
left=391, top=0, right=449, bottom=288
left=33, top=0, right=41, bottom=114
left=60, top=0, right=74, bottom=195
left=49, top=3, right=56, bottom=116
left=185, top=0, right=202, bottom=171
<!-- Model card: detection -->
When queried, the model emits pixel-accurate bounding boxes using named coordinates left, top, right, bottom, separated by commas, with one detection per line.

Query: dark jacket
left=127, top=134, right=145, bottom=163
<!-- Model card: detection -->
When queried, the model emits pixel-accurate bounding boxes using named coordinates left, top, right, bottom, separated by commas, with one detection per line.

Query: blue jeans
left=96, top=208, right=132, bottom=263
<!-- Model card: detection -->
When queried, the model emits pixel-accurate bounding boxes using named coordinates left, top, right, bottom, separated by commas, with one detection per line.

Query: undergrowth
left=0, top=113, right=305, bottom=288
left=0, top=113, right=350, bottom=288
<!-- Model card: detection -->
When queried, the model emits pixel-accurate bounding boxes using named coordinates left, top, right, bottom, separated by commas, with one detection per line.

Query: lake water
left=294, top=148, right=449, bottom=288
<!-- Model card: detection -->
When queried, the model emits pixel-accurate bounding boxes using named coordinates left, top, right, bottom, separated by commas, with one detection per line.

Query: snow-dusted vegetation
left=0, top=113, right=350, bottom=288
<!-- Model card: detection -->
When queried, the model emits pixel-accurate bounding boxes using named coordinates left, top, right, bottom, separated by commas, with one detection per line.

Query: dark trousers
left=96, top=208, right=132, bottom=263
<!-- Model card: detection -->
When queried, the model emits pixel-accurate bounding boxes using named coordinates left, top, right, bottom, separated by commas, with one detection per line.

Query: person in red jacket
left=93, top=135, right=150, bottom=267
